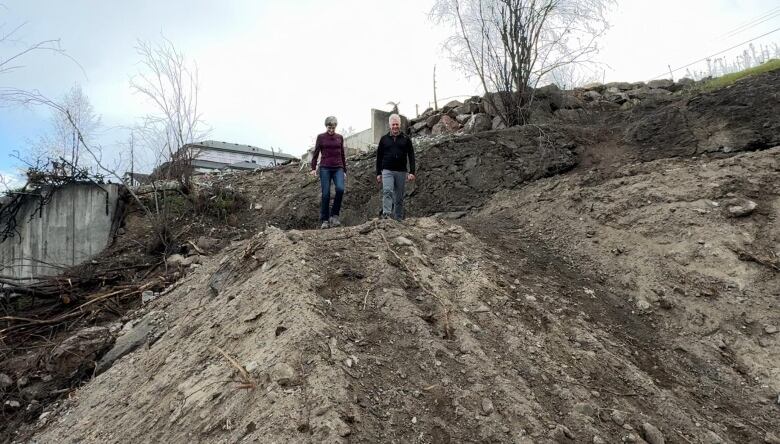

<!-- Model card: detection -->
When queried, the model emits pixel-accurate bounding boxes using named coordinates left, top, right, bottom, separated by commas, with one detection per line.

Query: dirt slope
left=16, top=71, right=780, bottom=443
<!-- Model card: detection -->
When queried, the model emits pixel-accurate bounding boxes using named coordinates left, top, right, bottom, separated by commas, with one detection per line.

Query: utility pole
left=433, top=65, right=438, bottom=111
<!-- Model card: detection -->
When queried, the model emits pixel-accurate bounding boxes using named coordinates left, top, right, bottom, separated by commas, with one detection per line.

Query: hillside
left=4, top=69, right=780, bottom=443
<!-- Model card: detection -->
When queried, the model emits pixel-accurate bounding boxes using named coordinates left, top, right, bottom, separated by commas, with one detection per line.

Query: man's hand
left=376, top=175, right=382, bottom=184
left=310, top=169, right=317, bottom=177
left=407, top=173, right=416, bottom=181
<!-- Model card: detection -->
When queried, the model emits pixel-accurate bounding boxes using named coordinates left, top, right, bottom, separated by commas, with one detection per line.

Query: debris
left=641, top=422, right=665, bottom=444
left=481, top=398, right=494, bottom=415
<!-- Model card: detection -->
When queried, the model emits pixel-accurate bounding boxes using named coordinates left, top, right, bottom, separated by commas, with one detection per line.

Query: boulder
left=491, top=115, right=506, bottom=130
left=676, top=78, right=695, bottom=87
left=604, top=88, right=629, bottom=104
left=583, top=90, right=602, bottom=101
left=647, top=79, right=674, bottom=90
left=453, top=103, right=479, bottom=115
left=411, top=120, right=428, bottom=132
left=560, top=94, right=584, bottom=109
left=581, top=82, right=605, bottom=92
left=604, top=81, right=633, bottom=91
left=455, top=114, right=473, bottom=125
left=535, top=83, right=561, bottom=97
left=482, top=91, right=515, bottom=117
left=96, top=311, right=165, bottom=374
left=464, top=113, right=493, bottom=134
left=425, top=114, right=442, bottom=128
left=47, top=326, right=113, bottom=377
left=442, top=99, right=463, bottom=110
left=431, top=115, right=461, bottom=135
left=627, top=87, right=672, bottom=100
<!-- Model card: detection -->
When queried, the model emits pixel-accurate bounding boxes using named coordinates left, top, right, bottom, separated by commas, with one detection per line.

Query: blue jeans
left=382, top=169, right=407, bottom=220
left=319, top=167, right=345, bottom=221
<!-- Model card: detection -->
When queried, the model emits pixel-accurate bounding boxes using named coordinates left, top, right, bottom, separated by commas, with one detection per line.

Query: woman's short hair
left=325, top=116, right=338, bottom=126
left=388, top=114, right=401, bottom=125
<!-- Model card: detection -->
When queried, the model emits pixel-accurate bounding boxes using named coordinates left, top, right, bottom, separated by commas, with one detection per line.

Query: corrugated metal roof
left=186, top=140, right=297, bottom=159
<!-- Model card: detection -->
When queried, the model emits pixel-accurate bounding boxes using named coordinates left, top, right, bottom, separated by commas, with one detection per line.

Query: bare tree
left=130, top=37, right=209, bottom=191
left=431, top=0, right=614, bottom=126
left=29, top=83, right=102, bottom=173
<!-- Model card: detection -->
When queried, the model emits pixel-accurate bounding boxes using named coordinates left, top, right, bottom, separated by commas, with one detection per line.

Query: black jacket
left=376, top=132, right=415, bottom=175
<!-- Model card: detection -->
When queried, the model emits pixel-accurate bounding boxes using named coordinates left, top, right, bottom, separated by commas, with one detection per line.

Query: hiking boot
left=329, top=215, right=341, bottom=227
left=320, top=220, right=330, bottom=229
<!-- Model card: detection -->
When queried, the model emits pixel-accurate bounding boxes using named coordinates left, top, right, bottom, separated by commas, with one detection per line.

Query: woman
left=310, top=116, right=347, bottom=229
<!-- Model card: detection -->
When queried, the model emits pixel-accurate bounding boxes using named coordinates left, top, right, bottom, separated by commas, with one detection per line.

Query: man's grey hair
left=388, top=114, right=401, bottom=125
left=324, top=116, right=338, bottom=126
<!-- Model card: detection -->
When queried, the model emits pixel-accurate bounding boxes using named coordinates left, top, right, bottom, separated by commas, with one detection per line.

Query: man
left=375, top=114, right=415, bottom=220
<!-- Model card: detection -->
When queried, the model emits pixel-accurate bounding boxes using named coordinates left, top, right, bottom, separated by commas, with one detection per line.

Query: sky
left=0, top=0, right=778, bottom=185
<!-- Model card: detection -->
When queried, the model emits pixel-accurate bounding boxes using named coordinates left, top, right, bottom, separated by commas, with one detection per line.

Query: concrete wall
left=0, top=183, right=122, bottom=280
left=344, top=128, right=374, bottom=152
left=371, top=109, right=409, bottom=143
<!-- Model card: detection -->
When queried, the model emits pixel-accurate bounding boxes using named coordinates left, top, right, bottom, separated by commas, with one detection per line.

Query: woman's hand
left=310, top=169, right=317, bottom=177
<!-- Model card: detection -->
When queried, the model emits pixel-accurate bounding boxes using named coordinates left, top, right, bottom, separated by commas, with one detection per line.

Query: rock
left=647, top=79, right=674, bottom=90
left=442, top=99, right=463, bottom=110
left=394, top=236, right=414, bottom=246
left=96, top=312, right=163, bottom=374
left=610, top=409, right=628, bottom=426
left=559, top=94, right=584, bottom=109
left=4, top=400, right=21, bottom=409
left=583, top=91, right=602, bottom=101
left=726, top=199, right=757, bottom=217
left=641, top=422, right=664, bottom=444
left=573, top=402, right=596, bottom=417
left=481, top=397, right=494, bottom=415
left=286, top=230, right=303, bottom=243
left=627, top=87, right=672, bottom=100
left=464, top=113, right=492, bottom=134
left=535, top=83, right=561, bottom=96
left=271, top=362, right=296, bottom=386
left=431, top=115, right=461, bottom=135
left=0, top=373, right=12, bottom=389
left=765, top=432, right=780, bottom=444
left=635, top=298, right=652, bottom=311
left=196, top=236, right=221, bottom=252
left=765, top=325, right=779, bottom=335
left=604, top=81, right=633, bottom=91
left=593, top=437, right=607, bottom=444
left=411, top=120, right=429, bottom=132
left=604, top=89, right=629, bottom=104
left=551, top=424, right=575, bottom=441
left=425, top=114, right=442, bottom=128
left=455, top=114, right=473, bottom=124
left=676, top=78, right=695, bottom=87
left=582, top=82, right=605, bottom=92
left=491, top=115, right=506, bottom=130
left=165, top=254, right=187, bottom=267
left=473, top=304, right=491, bottom=313
left=704, top=430, right=726, bottom=444
left=454, top=103, right=479, bottom=115
left=47, top=326, right=113, bottom=377
left=141, top=290, right=156, bottom=304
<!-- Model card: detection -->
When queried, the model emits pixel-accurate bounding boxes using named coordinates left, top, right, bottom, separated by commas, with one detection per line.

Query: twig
left=214, top=346, right=255, bottom=390
left=187, top=240, right=207, bottom=255
left=362, top=288, right=369, bottom=311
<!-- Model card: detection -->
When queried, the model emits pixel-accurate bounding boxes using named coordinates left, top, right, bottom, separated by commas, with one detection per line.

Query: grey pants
left=381, top=169, right=407, bottom=220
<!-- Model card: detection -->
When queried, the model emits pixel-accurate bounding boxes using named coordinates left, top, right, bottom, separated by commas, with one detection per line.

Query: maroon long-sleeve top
left=311, top=132, right=347, bottom=173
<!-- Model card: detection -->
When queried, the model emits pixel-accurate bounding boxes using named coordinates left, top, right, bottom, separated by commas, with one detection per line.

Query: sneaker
left=320, top=220, right=330, bottom=229
left=329, top=215, right=341, bottom=227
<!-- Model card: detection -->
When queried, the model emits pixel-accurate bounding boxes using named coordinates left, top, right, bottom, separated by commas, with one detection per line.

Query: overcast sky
left=1, top=0, right=778, bottom=184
